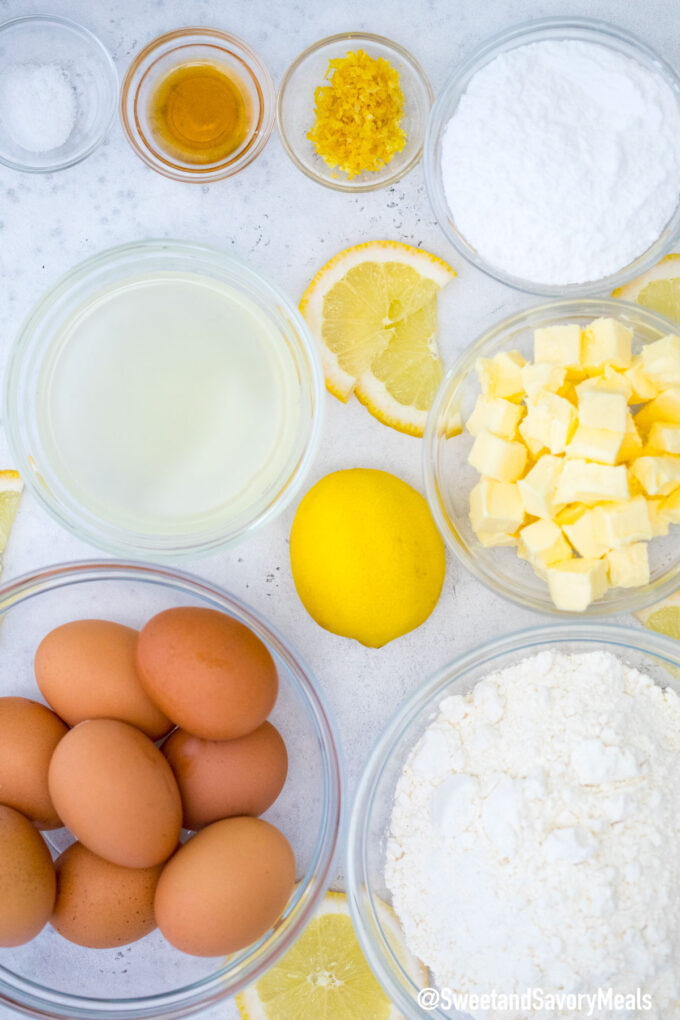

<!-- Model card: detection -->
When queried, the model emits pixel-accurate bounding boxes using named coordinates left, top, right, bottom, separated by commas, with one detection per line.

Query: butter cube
left=641, top=334, right=680, bottom=386
left=517, top=519, right=571, bottom=575
left=558, top=381, right=579, bottom=405
left=566, top=425, right=623, bottom=465
left=475, top=530, right=518, bottom=548
left=470, top=478, right=525, bottom=536
left=645, top=498, right=669, bottom=536
left=476, top=351, right=526, bottom=401
left=625, top=356, right=659, bottom=402
left=521, top=362, right=566, bottom=398
left=629, top=455, right=680, bottom=496
left=581, top=317, right=633, bottom=372
left=575, top=366, right=633, bottom=402
left=533, top=324, right=582, bottom=370
left=521, top=434, right=547, bottom=459
left=647, top=422, right=680, bottom=455
left=607, top=542, right=650, bottom=588
left=554, top=503, right=588, bottom=527
left=555, top=460, right=629, bottom=506
left=617, top=412, right=644, bottom=464
left=468, top=430, right=528, bottom=482
left=547, top=558, right=609, bottom=612
left=562, top=508, right=611, bottom=559
left=517, top=456, right=565, bottom=518
left=661, top=488, right=680, bottom=524
left=634, top=386, right=680, bottom=434
left=466, top=395, right=525, bottom=439
left=591, top=495, right=653, bottom=548
left=578, top=390, right=628, bottom=433
left=519, top=391, right=577, bottom=455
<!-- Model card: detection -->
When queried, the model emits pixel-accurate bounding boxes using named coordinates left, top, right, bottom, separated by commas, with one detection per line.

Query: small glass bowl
left=347, top=622, right=680, bottom=1019
left=0, top=559, right=343, bottom=1020
left=4, top=240, right=324, bottom=560
left=0, top=15, right=117, bottom=173
left=120, top=27, right=275, bottom=183
left=423, top=297, right=680, bottom=617
left=424, top=17, right=680, bottom=297
left=277, top=32, right=433, bottom=192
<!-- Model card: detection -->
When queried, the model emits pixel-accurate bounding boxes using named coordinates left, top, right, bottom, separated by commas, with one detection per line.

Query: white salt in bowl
left=424, top=17, right=680, bottom=297
left=347, top=623, right=680, bottom=1019
left=0, top=15, right=117, bottom=173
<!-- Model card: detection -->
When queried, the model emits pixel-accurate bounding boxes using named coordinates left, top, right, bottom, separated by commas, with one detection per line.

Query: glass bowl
left=347, top=622, right=680, bottom=1020
left=0, top=559, right=343, bottom=1020
left=277, top=32, right=433, bottom=192
left=423, top=17, right=680, bottom=297
left=120, top=27, right=275, bottom=183
left=423, top=297, right=680, bottom=617
left=0, top=15, right=117, bottom=173
left=5, top=239, right=324, bottom=560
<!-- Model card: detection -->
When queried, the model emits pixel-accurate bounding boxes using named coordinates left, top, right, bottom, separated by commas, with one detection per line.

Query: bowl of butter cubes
left=424, top=298, right=680, bottom=615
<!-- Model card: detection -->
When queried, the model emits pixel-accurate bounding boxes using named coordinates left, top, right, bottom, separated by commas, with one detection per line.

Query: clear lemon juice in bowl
left=38, top=271, right=299, bottom=532
left=6, top=242, right=322, bottom=556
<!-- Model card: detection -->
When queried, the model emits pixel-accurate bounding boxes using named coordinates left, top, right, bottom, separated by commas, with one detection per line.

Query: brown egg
left=52, top=842, right=162, bottom=948
left=48, top=719, right=182, bottom=868
left=155, top=817, right=295, bottom=956
left=136, top=608, right=278, bottom=740
left=0, top=697, right=68, bottom=829
left=0, top=805, right=56, bottom=946
left=35, top=619, right=172, bottom=740
left=162, top=722, right=288, bottom=830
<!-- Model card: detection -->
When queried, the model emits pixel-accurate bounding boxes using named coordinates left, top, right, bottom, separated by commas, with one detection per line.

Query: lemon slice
left=300, top=241, right=456, bottom=437
left=636, top=593, right=680, bottom=640
left=0, top=470, right=23, bottom=557
left=236, top=890, right=425, bottom=1020
left=613, top=253, right=680, bottom=322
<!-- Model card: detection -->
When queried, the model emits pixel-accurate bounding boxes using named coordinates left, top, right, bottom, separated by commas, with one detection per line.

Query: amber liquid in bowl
left=148, top=61, right=249, bottom=164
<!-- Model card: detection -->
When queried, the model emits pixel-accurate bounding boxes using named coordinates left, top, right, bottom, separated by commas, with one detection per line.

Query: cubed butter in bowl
left=424, top=299, right=680, bottom=615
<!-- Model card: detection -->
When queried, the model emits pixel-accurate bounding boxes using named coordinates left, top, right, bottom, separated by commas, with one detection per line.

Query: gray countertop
left=1, top=0, right=676, bottom=1016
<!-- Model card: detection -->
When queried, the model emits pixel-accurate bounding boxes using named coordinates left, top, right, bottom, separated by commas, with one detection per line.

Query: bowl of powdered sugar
left=347, top=624, right=680, bottom=1020
left=0, top=16, right=117, bottom=173
left=424, top=18, right=680, bottom=295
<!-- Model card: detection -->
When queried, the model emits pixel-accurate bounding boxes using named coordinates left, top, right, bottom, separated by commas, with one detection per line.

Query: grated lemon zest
left=307, top=49, right=406, bottom=179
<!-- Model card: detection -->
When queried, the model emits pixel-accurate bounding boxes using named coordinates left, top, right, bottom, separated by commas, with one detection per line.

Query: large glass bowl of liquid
left=5, top=240, right=324, bottom=558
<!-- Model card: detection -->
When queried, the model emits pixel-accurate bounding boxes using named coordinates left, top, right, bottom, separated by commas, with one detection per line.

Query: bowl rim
left=276, top=31, right=434, bottom=193
left=0, top=558, right=344, bottom=1020
left=423, top=296, right=680, bottom=617
left=119, top=26, right=275, bottom=183
left=3, top=238, right=325, bottom=560
left=347, top=621, right=680, bottom=1020
left=423, top=15, right=680, bottom=297
left=0, top=14, right=118, bottom=174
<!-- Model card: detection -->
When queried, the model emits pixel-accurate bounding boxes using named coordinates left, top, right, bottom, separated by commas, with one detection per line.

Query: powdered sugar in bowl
left=424, top=18, right=680, bottom=297
left=0, top=16, right=117, bottom=173
left=347, top=624, right=680, bottom=1020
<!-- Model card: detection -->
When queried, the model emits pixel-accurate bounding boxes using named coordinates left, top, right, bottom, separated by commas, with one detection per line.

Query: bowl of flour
left=347, top=624, right=680, bottom=1020
left=424, top=18, right=680, bottom=295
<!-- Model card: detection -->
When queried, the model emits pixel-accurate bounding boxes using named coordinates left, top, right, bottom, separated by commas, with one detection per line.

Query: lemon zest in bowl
left=307, top=49, right=406, bottom=179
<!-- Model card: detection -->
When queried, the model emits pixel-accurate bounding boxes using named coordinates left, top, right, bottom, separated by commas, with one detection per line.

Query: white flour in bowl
left=440, top=40, right=680, bottom=286
left=386, top=650, right=680, bottom=1019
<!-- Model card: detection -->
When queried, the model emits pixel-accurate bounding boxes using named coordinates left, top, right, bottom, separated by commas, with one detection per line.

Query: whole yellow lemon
left=290, top=469, right=446, bottom=647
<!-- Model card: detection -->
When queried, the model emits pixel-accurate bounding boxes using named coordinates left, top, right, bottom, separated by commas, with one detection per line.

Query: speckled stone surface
left=0, top=0, right=677, bottom=1015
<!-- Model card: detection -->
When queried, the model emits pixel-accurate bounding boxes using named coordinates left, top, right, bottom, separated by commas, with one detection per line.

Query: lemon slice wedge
left=613, top=253, right=680, bottom=323
left=636, top=593, right=680, bottom=641
left=236, top=890, right=425, bottom=1020
left=300, top=241, right=456, bottom=437
left=0, top=470, right=23, bottom=558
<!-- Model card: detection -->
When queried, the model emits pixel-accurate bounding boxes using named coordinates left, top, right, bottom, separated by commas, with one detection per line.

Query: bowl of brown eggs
left=0, top=560, right=342, bottom=1020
